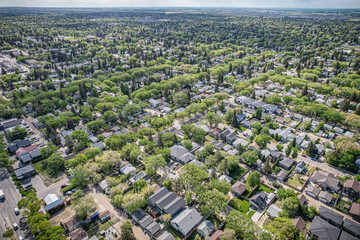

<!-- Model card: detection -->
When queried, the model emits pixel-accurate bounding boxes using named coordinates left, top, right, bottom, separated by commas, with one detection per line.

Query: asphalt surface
left=0, top=168, right=32, bottom=239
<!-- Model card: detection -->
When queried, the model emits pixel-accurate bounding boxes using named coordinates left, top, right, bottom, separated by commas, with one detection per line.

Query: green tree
left=198, top=189, right=227, bottom=215
left=84, top=147, right=102, bottom=160
left=40, top=142, right=58, bottom=159
left=306, top=141, right=318, bottom=158
left=72, top=194, right=97, bottom=219
left=264, top=218, right=298, bottom=240
left=241, top=151, right=258, bottom=165
left=204, top=111, right=223, bottom=127
left=144, top=155, right=166, bottom=176
left=120, top=221, right=136, bottom=240
left=254, top=134, right=272, bottom=148
left=46, top=152, right=65, bottom=176
left=209, top=178, right=231, bottom=194
left=71, top=166, right=90, bottom=187
left=255, top=107, right=262, bottom=120
left=246, top=171, right=260, bottom=188
left=179, top=163, right=208, bottom=190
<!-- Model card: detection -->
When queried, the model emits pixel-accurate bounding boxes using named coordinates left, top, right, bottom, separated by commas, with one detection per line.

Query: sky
left=0, top=0, right=359, bottom=8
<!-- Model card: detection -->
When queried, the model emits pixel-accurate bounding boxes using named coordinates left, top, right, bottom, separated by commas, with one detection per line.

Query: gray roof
left=139, top=215, right=153, bottom=228
left=169, top=145, right=189, bottom=159
left=146, top=221, right=161, bottom=235
left=163, top=196, right=186, bottom=216
left=279, top=157, right=294, bottom=170
left=148, top=187, right=169, bottom=207
left=306, top=185, right=321, bottom=197
left=339, top=230, right=359, bottom=240
left=14, top=165, right=36, bottom=179
left=309, top=216, right=340, bottom=240
left=157, top=231, right=176, bottom=240
left=343, top=218, right=360, bottom=237
left=171, top=207, right=202, bottom=236
left=155, top=192, right=176, bottom=210
left=318, top=206, right=344, bottom=226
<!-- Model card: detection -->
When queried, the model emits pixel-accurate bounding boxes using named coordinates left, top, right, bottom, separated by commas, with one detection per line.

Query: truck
left=0, top=189, right=4, bottom=200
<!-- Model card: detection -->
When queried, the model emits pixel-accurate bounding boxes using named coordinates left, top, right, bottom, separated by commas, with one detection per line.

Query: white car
left=13, top=223, right=18, bottom=230
left=18, top=236, right=23, bottom=240
left=14, top=207, right=20, bottom=215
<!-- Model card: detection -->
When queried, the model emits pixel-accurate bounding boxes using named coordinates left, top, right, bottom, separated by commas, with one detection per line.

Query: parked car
left=14, top=207, right=20, bottom=215
left=61, top=184, right=68, bottom=189
left=13, top=223, right=18, bottom=230
left=18, top=236, right=23, bottom=240
left=301, top=154, right=307, bottom=158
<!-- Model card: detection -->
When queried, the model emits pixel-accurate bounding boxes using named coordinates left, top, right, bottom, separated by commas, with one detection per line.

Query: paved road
left=0, top=168, right=31, bottom=239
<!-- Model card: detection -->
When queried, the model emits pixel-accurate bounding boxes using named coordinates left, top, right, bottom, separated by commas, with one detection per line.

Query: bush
left=61, top=183, right=76, bottom=194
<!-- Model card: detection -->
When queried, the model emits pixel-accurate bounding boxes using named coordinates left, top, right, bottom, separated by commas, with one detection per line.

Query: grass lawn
left=247, top=210, right=255, bottom=218
left=308, top=166, right=317, bottom=176
left=288, top=174, right=305, bottom=190
left=228, top=198, right=250, bottom=213
left=33, top=160, right=66, bottom=186
left=337, top=199, right=351, bottom=211
left=258, top=184, right=274, bottom=194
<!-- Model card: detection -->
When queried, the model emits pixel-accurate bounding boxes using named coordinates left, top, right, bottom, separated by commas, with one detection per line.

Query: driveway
left=36, top=177, right=69, bottom=200
left=251, top=209, right=264, bottom=223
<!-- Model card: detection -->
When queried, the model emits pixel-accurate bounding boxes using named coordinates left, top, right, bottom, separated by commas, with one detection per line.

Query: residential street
left=0, top=168, right=31, bottom=239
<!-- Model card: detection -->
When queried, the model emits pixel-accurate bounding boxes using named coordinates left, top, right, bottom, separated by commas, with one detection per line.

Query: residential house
left=61, top=215, right=83, bottom=232
left=69, top=227, right=88, bottom=240
left=209, top=230, right=222, bottom=240
left=197, top=220, right=215, bottom=238
left=318, top=206, right=343, bottom=227
left=149, top=99, right=160, bottom=108
left=311, top=171, right=341, bottom=193
left=169, top=145, right=195, bottom=164
left=99, top=179, right=110, bottom=193
left=171, top=207, right=202, bottom=237
left=349, top=203, right=360, bottom=219
left=139, top=215, right=154, bottom=229
left=267, top=204, right=282, bottom=219
left=129, top=171, right=151, bottom=185
left=92, top=141, right=105, bottom=151
left=43, top=194, right=64, bottom=214
left=14, top=165, right=36, bottom=180
left=99, top=210, right=110, bottom=223
left=120, top=163, right=136, bottom=175
left=250, top=191, right=268, bottom=210
left=231, top=181, right=247, bottom=197
left=220, top=129, right=231, bottom=140
left=146, top=222, right=161, bottom=236
left=157, top=231, right=176, bottom=240
left=269, top=150, right=282, bottom=162
left=295, top=161, right=306, bottom=174
left=292, top=217, right=306, bottom=232
left=279, top=157, right=294, bottom=170
left=297, top=194, right=307, bottom=206
left=318, top=191, right=335, bottom=205
left=226, top=132, right=238, bottom=144
left=307, top=216, right=340, bottom=240
left=305, top=185, right=321, bottom=198
left=343, top=179, right=360, bottom=200
left=342, top=218, right=360, bottom=238
left=208, top=128, right=221, bottom=139
left=148, top=187, right=169, bottom=207
left=277, top=170, right=287, bottom=182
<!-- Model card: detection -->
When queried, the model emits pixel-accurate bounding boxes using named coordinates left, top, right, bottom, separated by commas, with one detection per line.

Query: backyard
left=288, top=174, right=307, bottom=191
left=33, top=159, right=67, bottom=186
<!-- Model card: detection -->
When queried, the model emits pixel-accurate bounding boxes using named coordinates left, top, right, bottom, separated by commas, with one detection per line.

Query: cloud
left=1, top=0, right=359, bottom=8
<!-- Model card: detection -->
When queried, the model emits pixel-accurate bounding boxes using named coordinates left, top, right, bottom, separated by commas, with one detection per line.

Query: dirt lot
left=49, top=207, right=76, bottom=226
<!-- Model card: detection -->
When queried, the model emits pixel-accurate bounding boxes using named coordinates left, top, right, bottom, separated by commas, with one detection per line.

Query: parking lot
left=0, top=168, right=32, bottom=239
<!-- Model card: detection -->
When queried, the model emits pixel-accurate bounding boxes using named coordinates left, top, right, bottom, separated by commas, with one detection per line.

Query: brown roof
left=210, top=230, right=223, bottom=240
left=61, top=215, right=82, bottom=231
left=350, top=203, right=360, bottom=216
left=99, top=210, right=110, bottom=219
left=231, top=181, right=247, bottom=195
left=297, top=194, right=307, bottom=206
left=292, top=217, right=306, bottom=232
left=69, top=227, right=88, bottom=240
left=344, top=179, right=360, bottom=193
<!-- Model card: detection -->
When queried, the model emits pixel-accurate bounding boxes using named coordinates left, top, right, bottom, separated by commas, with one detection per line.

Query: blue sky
left=0, top=0, right=359, bottom=8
